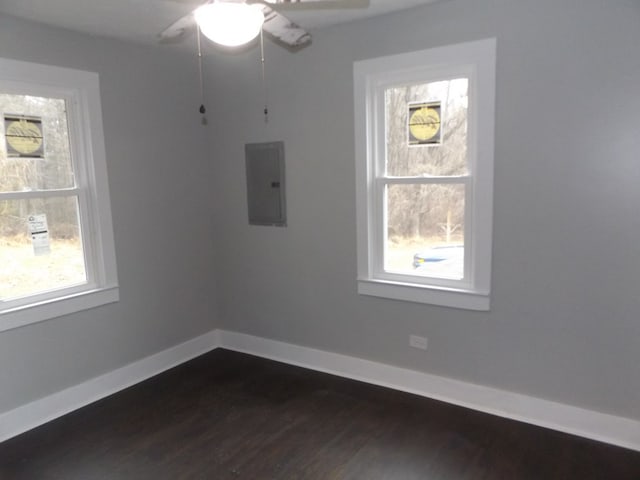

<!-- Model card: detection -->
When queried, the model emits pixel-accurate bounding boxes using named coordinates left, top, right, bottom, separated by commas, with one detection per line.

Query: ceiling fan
left=159, top=0, right=370, bottom=50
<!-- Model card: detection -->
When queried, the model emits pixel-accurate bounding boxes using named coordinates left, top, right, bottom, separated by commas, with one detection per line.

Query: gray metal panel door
left=245, top=141, right=286, bottom=226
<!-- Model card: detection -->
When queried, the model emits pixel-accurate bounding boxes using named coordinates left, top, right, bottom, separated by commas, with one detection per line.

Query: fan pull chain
left=260, top=29, right=269, bottom=123
left=197, top=24, right=207, bottom=125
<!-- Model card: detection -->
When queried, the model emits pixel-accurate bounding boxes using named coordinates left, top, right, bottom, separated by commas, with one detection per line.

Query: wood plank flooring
left=1, top=349, right=639, bottom=479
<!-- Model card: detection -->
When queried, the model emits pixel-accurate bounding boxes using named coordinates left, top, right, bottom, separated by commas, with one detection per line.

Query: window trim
left=0, top=57, right=118, bottom=331
left=354, top=39, right=496, bottom=311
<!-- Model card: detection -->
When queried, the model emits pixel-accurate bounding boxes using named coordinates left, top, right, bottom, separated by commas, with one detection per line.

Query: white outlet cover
left=409, top=335, right=428, bottom=350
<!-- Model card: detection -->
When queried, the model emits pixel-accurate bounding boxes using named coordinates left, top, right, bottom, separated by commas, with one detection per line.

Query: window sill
left=357, top=279, right=490, bottom=311
left=0, top=286, right=119, bottom=333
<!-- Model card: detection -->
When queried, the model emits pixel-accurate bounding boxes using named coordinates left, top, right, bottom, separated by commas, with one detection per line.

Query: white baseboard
left=2, top=327, right=638, bottom=453
left=0, top=330, right=219, bottom=444
left=217, top=329, right=640, bottom=452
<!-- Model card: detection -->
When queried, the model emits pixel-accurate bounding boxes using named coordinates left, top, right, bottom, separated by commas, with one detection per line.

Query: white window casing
left=354, top=39, right=496, bottom=310
left=0, top=57, right=118, bottom=331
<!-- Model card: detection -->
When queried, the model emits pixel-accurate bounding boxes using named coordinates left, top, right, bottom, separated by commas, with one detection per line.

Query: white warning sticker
left=27, top=214, right=51, bottom=256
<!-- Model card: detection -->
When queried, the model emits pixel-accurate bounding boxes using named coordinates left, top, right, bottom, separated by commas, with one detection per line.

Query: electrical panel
left=245, top=141, right=286, bottom=227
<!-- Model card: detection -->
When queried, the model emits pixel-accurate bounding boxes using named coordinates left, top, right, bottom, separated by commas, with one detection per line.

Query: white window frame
left=354, top=39, right=496, bottom=311
left=0, top=57, right=118, bottom=331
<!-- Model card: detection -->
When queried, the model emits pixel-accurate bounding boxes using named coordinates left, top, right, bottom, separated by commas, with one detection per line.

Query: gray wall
left=208, top=0, right=640, bottom=420
left=0, top=17, right=218, bottom=413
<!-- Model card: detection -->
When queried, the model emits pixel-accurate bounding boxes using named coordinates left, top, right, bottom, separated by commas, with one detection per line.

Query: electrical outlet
left=409, top=334, right=428, bottom=350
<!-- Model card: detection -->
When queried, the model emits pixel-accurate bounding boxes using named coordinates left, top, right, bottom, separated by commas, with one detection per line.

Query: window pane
left=385, top=184, right=465, bottom=279
left=0, top=196, right=86, bottom=301
left=385, top=78, right=468, bottom=177
left=0, top=94, right=74, bottom=192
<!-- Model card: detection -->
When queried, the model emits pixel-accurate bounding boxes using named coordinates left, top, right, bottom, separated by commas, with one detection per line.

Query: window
left=354, top=39, right=496, bottom=310
left=0, top=57, right=118, bottom=331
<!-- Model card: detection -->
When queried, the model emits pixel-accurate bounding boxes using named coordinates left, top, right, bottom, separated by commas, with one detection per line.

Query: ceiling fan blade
left=158, top=12, right=196, bottom=43
left=262, top=0, right=369, bottom=10
left=261, top=5, right=312, bottom=49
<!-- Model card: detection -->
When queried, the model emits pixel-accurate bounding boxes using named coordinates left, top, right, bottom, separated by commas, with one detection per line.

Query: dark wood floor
left=1, top=349, right=638, bottom=479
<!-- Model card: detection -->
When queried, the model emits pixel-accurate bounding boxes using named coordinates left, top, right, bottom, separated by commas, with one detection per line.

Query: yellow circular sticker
left=409, top=106, right=441, bottom=142
left=6, top=119, right=43, bottom=155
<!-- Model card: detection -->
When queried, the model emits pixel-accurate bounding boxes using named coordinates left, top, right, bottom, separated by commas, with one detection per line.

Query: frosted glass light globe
left=194, top=3, right=264, bottom=48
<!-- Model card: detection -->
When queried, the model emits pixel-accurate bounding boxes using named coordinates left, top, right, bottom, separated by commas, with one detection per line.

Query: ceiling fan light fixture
left=194, top=2, right=264, bottom=48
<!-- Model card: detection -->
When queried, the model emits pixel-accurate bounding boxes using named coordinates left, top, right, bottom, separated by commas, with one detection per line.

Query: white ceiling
left=0, top=0, right=441, bottom=48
